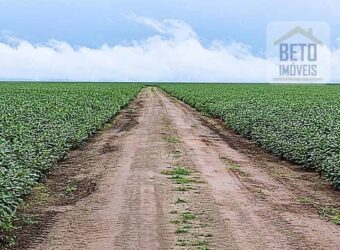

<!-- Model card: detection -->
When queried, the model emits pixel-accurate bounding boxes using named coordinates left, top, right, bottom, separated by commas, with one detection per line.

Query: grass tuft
left=161, top=167, right=190, bottom=176
left=163, top=135, right=181, bottom=144
left=318, top=207, right=340, bottom=225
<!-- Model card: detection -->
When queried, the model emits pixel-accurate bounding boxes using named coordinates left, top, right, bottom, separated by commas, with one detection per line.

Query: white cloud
left=127, top=14, right=198, bottom=41
left=326, top=0, right=340, bottom=9
left=0, top=16, right=339, bottom=82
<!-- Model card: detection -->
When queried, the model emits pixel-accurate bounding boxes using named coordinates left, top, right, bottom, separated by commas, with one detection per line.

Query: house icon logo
left=273, top=26, right=323, bottom=46
left=267, top=22, right=330, bottom=83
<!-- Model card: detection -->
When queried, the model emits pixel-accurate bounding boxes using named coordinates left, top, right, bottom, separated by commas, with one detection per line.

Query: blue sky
left=1, top=0, right=339, bottom=50
left=0, top=0, right=339, bottom=81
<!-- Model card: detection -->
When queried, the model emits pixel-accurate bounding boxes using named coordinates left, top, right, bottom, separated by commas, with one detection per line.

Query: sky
left=0, top=0, right=339, bottom=82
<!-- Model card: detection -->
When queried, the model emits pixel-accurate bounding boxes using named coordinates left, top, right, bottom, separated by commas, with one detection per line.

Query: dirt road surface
left=16, top=87, right=340, bottom=250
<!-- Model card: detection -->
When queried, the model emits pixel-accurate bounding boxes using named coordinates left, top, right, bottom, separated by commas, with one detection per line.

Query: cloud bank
left=0, top=17, right=339, bottom=82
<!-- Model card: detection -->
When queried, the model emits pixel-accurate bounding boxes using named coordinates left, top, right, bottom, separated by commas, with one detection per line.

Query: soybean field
left=162, top=84, right=340, bottom=188
left=1, top=84, right=340, bottom=250
left=0, top=83, right=142, bottom=238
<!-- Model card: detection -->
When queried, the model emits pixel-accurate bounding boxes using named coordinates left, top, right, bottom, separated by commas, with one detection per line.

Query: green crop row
left=161, top=84, right=340, bottom=188
left=0, top=83, right=142, bottom=237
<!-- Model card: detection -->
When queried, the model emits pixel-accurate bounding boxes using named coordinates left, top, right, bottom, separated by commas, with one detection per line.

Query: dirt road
left=18, top=87, right=340, bottom=250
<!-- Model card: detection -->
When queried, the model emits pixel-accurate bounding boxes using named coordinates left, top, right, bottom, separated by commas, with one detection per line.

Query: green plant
left=229, top=162, right=241, bottom=171
left=161, top=167, right=190, bottom=176
left=182, top=211, right=196, bottom=222
left=0, top=83, right=142, bottom=236
left=170, top=175, right=196, bottom=184
left=22, top=215, right=38, bottom=226
left=318, top=207, right=340, bottom=225
left=163, top=135, right=181, bottom=144
left=297, top=196, right=315, bottom=205
left=175, top=186, right=190, bottom=192
left=64, top=184, right=78, bottom=195
left=170, top=219, right=181, bottom=224
left=162, top=84, right=340, bottom=188
left=192, top=240, right=209, bottom=249
left=175, top=225, right=191, bottom=234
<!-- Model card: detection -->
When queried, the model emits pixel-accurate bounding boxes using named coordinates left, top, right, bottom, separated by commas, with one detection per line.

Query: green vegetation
left=64, top=184, right=78, bottom=196
left=192, top=240, right=210, bottom=250
left=170, top=219, right=181, bottom=224
left=162, top=161, right=210, bottom=248
left=162, top=84, right=340, bottom=188
left=161, top=167, right=191, bottom=176
left=0, top=83, right=142, bottom=238
left=163, top=135, right=181, bottom=144
left=318, top=207, right=340, bottom=225
left=162, top=166, right=193, bottom=192
left=175, top=225, right=191, bottom=234
left=175, top=186, right=191, bottom=192
left=182, top=211, right=196, bottom=222
left=170, top=174, right=197, bottom=184
left=297, top=196, right=315, bottom=205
